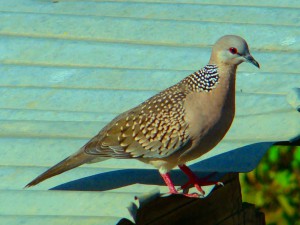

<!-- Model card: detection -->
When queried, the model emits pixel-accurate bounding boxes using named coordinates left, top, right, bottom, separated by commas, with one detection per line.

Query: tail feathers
left=25, top=149, right=96, bottom=188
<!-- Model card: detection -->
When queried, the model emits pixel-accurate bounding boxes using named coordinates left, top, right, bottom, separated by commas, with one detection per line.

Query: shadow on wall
left=51, top=141, right=278, bottom=191
left=51, top=168, right=198, bottom=191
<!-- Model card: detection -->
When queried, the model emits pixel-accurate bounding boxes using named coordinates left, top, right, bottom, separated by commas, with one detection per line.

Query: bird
left=25, top=35, right=260, bottom=197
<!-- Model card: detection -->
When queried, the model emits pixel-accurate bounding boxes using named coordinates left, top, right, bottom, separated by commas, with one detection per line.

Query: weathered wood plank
left=102, top=0, right=300, bottom=8
left=0, top=110, right=297, bottom=141
left=0, top=65, right=299, bottom=94
left=0, top=109, right=116, bottom=122
left=0, top=165, right=170, bottom=193
left=0, top=0, right=298, bottom=10
left=0, top=1, right=298, bottom=27
left=0, top=66, right=184, bottom=92
left=0, top=137, right=249, bottom=168
left=0, top=215, right=121, bottom=225
left=2, top=165, right=216, bottom=196
left=0, top=36, right=298, bottom=73
left=0, top=190, right=136, bottom=218
left=0, top=87, right=292, bottom=115
left=0, top=133, right=278, bottom=176
left=0, top=14, right=299, bottom=52
left=0, top=87, right=155, bottom=113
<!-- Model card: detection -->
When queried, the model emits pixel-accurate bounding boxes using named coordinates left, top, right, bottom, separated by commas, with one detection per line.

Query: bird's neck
left=182, top=63, right=237, bottom=95
left=181, top=64, right=219, bottom=92
left=213, top=63, right=237, bottom=108
left=215, top=63, right=237, bottom=90
left=195, top=63, right=237, bottom=110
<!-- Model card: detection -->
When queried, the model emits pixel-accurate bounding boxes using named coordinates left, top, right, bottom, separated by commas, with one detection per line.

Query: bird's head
left=210, top=35, right=260, bottom=68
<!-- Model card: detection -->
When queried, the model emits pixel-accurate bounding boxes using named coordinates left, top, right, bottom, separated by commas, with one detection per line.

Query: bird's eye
left=229, top=47, right=238, bottom=54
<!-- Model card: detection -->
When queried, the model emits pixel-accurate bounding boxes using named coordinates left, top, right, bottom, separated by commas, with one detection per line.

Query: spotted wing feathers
left=83, top=84, right=190, bottom=159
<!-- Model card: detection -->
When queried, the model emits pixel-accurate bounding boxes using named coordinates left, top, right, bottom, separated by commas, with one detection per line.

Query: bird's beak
left=244, top=54, right=260, bottom=68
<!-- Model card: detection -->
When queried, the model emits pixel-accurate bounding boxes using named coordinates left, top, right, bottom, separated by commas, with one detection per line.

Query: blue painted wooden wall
left=0, top=0, right=299, bottom=224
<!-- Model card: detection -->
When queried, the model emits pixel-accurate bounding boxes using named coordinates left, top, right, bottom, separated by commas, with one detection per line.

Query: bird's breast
left=181, top=83, right=235, bottom=162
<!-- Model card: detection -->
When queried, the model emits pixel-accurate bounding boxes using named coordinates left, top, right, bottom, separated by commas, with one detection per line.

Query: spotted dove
left=26, top=35, right=260, bottom=197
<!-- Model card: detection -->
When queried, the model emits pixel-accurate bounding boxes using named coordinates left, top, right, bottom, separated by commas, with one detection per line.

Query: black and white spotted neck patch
left=182, top=64, right=219, bottom=92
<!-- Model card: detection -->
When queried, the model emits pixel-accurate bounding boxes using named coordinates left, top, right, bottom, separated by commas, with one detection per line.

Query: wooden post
left=119, top=173, right=265, bottom=225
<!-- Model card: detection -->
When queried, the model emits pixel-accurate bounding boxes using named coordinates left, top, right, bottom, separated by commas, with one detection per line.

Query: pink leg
left=160, top=173, right=178, bottom=194
left=178, top=164, right=223, bottom=195
left=160, top=173, right=200, bottom=198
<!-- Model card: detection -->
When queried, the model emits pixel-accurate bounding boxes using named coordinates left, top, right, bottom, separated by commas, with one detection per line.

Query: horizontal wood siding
left=0, top=0, right=299, bottom=224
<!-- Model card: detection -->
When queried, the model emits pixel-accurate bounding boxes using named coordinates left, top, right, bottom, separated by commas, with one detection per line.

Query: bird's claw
left=177, top=180, right=224, bottom=196
left=182, top=192, right=204, bottom=198
left=169, top=191, right=204, bottom=198
left=217, top=181, right=224, bottom=187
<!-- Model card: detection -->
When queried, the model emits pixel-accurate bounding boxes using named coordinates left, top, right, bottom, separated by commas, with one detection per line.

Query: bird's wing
left=83, top=84, right=191, bottom=159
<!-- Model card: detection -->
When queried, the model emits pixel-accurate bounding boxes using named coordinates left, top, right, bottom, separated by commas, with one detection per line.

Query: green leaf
left=268, top=146, right=280, bottom=163
left=294, top=147, right=300, bottom=163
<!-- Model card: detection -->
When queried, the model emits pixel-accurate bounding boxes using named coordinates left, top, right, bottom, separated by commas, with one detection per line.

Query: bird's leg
left=178, top=164, right=223, bottom=195
left=160, top=173, right=178, bottom=194
left=160, top=173, right=200, bottom=198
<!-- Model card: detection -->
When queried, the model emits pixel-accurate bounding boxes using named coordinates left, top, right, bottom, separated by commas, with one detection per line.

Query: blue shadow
left=50, top=141, right=295, bottom=191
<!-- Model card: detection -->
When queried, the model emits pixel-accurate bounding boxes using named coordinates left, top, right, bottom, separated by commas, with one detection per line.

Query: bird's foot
left=168, top=190, right=203, bottom=198
left=178, top=165, right=224, bottom=196
left=182, top=192, right=203, bottom=198
left=160, top=170, right=222, bottom=198
left=177, top=179, right=224, bottom=195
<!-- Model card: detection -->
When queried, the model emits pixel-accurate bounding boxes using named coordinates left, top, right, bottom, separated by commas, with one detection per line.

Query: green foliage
left=240, top=145, right=300, bottom=225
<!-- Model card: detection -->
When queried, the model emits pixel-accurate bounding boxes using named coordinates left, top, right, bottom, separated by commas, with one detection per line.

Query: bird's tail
left=25, top=148, right=97, bottom=188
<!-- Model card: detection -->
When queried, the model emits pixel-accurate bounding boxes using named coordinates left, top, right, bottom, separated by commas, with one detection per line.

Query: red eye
left=229, top=47, right=238, bottom=54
